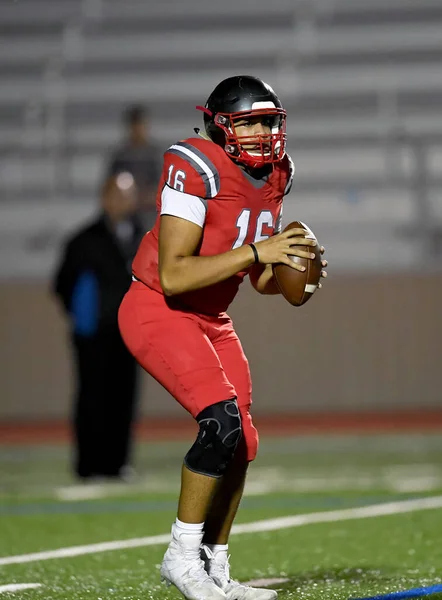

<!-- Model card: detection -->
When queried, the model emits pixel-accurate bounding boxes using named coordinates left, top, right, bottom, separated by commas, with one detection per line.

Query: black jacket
left=53, top=215, right=143, bottom=334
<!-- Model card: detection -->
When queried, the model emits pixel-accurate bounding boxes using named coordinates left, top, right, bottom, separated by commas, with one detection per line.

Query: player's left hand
left=318, top=245, right=327, bottom=289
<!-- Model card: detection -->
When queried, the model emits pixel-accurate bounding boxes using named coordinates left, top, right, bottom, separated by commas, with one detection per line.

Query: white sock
left=172, top=518, right=204, bottom=546
left=175, top=518, right=204, bottom=532
left=205, top=543, right=229, bottom=563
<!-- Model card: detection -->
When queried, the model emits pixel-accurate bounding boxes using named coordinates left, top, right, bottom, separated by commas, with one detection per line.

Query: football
left=272, top=221, right=322, bottom=306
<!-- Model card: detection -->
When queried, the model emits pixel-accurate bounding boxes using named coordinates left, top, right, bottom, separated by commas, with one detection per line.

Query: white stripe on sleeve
left=275, top=206, right=283, bottom=233
left=170, top=144, right=218, bottom=198
left=160, top=185, right=207, bottom=228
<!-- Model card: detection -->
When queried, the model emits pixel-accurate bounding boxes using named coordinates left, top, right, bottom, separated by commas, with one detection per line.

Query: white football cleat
left=202, top=545, right=278, bottom=600
left=160, top=527, right=227, bottom=600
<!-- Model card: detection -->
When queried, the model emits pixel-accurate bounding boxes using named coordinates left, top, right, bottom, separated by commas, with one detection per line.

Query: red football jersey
left=132, top=137, right=294, bottom=315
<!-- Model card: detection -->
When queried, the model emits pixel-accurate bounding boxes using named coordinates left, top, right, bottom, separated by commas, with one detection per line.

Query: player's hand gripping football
left=254, top=227, right=328, bottom=279
left=318, top=245, right=327, bottom=289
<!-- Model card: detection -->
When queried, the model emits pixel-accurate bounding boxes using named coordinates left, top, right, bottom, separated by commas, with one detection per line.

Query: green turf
left=1, top=434, right=442, bottom=599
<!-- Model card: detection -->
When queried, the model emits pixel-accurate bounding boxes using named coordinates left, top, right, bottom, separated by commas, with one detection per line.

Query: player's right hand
left=253, top=228, right=317, bottom=271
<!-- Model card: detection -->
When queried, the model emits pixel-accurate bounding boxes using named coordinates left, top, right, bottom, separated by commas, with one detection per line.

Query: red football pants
left=118, top=282, right=258, bottom=461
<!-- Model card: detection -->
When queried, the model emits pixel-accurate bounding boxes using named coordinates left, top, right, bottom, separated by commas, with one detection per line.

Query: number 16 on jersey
left=232, top=209, right=278, bottom=249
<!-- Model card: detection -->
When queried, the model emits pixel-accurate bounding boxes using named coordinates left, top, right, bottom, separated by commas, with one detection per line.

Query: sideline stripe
left=0, top=584, right=42, bottom=594
left=351, top=584, right=442, bottom=600
left=1, top=495, right=442, bottom=566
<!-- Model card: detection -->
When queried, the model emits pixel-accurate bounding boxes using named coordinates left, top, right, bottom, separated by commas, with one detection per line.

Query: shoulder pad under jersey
left=283, top=153, right=295, bottom=196
left=163, top=138, right=223, bottom=199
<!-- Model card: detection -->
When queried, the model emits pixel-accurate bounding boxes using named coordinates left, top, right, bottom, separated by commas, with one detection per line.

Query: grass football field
left=1, top=433, right=442, bottom=599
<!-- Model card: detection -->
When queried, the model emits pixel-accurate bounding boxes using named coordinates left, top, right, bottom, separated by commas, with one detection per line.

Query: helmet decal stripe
left=169, top=142, right=220, bottom=198
left=251, top=101, right=276, bottom=109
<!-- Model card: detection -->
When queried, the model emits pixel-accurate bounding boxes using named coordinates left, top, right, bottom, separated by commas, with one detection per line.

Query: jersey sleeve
left=160, top=185, right=207, bottom=228
left=274, top=205, right=283, bottom=234
left=163, top=140, right=221, bottom=199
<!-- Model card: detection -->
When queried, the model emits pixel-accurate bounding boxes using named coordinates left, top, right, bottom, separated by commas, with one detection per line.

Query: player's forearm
left=258, top=276, right=281, bottom=295
left=250, top=263, right=281, bottom=295
left=160, top=245, right=255, bottom=296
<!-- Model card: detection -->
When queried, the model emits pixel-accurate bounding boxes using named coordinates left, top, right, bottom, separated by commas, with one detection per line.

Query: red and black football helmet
left=197, top=75, right=287, bottom=169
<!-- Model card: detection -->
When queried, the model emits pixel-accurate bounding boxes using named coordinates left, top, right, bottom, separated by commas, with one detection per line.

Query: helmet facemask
left=198, top=104, right=287, bottom=169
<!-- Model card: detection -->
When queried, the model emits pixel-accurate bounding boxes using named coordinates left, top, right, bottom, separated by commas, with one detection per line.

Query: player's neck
left=241, top=164, right=273, bottom=180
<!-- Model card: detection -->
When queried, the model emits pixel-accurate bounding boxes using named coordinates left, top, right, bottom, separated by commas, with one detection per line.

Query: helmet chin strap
left=225, top=141, right=277, bottom=169
left=225, top=147, right=268, bottom=170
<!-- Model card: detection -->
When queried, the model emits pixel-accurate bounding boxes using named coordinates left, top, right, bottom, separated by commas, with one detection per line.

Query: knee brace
left=184, top=399, right=242, bottom=478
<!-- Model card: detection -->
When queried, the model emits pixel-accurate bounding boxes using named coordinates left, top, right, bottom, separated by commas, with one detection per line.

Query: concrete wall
left=1, top=273, right=441, bottom=421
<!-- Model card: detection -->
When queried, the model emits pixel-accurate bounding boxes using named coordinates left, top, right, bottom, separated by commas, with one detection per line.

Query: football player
left=118, top=75, right=327, bottom=600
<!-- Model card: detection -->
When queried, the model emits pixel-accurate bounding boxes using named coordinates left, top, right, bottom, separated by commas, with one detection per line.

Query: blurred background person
left=52, top=172, right=143, bottom=481
left=106, top=105, right=162, bottom=232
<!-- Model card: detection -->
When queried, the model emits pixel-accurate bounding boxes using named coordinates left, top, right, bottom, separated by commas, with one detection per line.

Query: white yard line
left=55, top=479, right=177, bottom=501
left=54, top=464, right=442, bottom=501
left=54, top=475, right=442, bottom=501
left=56, top=484, right=139, bottom=501
left=243, top=578, right=289, bottom=587
left=0, top=584, right=41, bottom=594
left=1, top=495, right=442, bottom=567
left=0, top=534, right=171, bottom=566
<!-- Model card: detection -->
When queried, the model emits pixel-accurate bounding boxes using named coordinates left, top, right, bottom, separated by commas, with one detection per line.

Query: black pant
left=72, top=330, right=138, bottom=479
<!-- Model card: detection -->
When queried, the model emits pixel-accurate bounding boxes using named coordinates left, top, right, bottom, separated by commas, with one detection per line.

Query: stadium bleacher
left=0, top=0, right=441, bottom=270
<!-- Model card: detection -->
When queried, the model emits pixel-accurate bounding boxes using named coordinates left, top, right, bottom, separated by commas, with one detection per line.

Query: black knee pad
left=184, top=399, right=242, bottom=478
